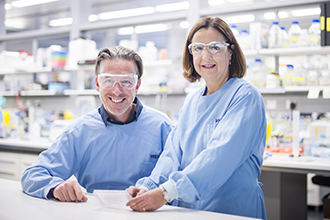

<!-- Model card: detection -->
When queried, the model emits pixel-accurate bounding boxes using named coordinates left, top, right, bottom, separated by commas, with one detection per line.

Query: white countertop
left=0, top=178, right=260, bottom=220
left=262, top=156, right=330, bottom=175
left=0, top=139, right=51, bottom=149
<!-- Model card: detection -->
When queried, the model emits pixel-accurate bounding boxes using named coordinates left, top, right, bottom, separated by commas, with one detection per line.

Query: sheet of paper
left=93, top=190, right=132, bottom=208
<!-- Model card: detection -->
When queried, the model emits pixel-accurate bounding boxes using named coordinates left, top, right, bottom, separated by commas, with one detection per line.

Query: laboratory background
left=0, top=0, right=330, bottom=220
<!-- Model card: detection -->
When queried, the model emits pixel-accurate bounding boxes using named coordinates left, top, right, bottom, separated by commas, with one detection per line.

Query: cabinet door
left=0, top=153, right=20, bottom=181
left=19, top=154, right=38, bottom=177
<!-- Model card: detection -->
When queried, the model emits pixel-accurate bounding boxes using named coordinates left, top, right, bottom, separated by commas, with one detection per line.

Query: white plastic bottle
left=238, top=29, right=251, bottom=50
left=282, top=64, right=294, bottom=87
left=280, top=26, right=289, bottom=47
left=230, top=24, right=239, bottom=39
left=288, top=21, right=301, bottom=47
left=250, top=58, right=266, bottom=88
left=268, top=21, right=282, bottom=48
left=308, top=19, right=321, bottom=47
left=298, top=29, right=310, bottom=47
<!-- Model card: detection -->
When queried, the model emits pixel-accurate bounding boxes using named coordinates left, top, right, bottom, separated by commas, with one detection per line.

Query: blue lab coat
left=137, top=77, right=267, bottom=220
left=21, top=103, right=173, bottom=199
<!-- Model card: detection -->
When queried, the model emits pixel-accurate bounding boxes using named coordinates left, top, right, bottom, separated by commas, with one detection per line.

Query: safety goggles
left=97, top=73, right=138, bottom=89
left=188, top=41, right=230, bottom=56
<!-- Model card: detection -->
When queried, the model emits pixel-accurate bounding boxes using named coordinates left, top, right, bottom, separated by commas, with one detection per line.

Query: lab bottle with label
left=288, top=21, right=301, bottom=47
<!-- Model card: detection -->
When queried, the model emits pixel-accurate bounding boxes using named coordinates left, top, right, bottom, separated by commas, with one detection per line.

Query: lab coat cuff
left=139, top=184, right=151, bottom=192
left=161, top=179, right=178, bottom=202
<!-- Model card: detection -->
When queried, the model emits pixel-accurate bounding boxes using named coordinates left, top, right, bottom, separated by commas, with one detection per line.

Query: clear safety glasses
left=188, top=41, right=230, bottom=56
left=97, top=73, right=138, bottom=89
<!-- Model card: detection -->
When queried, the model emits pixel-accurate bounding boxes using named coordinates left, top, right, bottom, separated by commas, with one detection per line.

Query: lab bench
left=1, top=138, right=330, bottom=220
left=260, top=156, right=330, bottom=220
left=0, top=178, right=261, bottom=220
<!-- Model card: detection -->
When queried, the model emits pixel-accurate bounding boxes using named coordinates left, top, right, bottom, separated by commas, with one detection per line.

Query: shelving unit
left=244, top=46, right=330, bottom=57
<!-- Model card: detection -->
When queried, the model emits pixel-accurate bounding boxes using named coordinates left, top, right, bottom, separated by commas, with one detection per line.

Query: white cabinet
left=0, top=152, right=38, bottom=181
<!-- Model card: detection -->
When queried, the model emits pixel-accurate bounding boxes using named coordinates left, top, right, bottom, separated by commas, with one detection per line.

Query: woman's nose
left=201, top=48, right=212, bottom=59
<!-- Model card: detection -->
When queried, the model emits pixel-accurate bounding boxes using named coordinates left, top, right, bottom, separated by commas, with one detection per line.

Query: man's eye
left=122, top=80, right=132, bottom=84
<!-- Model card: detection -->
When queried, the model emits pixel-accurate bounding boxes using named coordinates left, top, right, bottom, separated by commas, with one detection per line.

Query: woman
left=127, top=16, right=267, bottom=220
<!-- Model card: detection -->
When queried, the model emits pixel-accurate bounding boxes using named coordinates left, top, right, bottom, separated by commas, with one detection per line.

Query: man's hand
left=126, top=188, right=166, bottom=212
left=126, top=186, right=146, bottom=198
left=52, top=180, right=88, bottom=202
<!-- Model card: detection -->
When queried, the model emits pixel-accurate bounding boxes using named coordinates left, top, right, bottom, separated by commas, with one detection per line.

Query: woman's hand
left=126, top=188, right=167, bottom=212
left=126, top=186, right=146, bottom=198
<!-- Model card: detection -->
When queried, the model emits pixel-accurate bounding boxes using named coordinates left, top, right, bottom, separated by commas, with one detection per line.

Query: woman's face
left=191, top=28, right=232, bottom=86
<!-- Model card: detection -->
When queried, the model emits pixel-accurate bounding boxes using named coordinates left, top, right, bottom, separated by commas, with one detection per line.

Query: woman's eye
left=211, top=46, right=221, bottom=51
left=194, top=46, right=203, bottom=51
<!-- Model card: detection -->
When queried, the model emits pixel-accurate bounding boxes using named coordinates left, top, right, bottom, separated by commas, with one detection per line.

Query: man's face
left=96, top=58, right=141, bottom=122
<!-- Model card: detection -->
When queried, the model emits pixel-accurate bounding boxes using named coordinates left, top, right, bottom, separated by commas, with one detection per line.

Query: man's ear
left=95, top=76, right=100, bottom=92
left=135, top=79, right=141, bottom=94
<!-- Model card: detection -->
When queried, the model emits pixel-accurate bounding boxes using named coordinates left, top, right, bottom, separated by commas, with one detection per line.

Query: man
left=21, top=46, right=174, bottom=202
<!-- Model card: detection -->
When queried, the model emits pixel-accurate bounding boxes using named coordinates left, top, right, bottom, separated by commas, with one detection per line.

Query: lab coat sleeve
left=170, top=90, right=266, bottom=203
left=135, top=123, right=183, bottom=190
left=21, top=130, right=80, bottom=199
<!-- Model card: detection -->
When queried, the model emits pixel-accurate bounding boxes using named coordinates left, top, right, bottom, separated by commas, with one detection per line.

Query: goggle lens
left=188, top=42, right=230, bottom=56
left=98, top=74, right=138, bottom=89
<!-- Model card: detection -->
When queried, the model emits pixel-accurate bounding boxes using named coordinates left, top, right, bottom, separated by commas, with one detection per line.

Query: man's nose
left=111, top=82, right=123, bottom=95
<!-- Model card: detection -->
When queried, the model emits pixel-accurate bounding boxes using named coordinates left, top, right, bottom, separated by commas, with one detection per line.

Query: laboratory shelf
left=1, top=90, right=58, bottom=97
left=2, top=86, right=330, bottom=97
left=63, top=89, right=98, bottom=96
left=0, top=26, right=71, bottom=42
left=284, top=86, right=330, bottom=92
left=259, top=87, right=285, bottom=94
left=243, top=46, right=330, bottom=58
left=0, top=67, right=78, bottom=76
left=201, top=0, right=327, bottom=17
left=259, top=46, right=330, bottom=56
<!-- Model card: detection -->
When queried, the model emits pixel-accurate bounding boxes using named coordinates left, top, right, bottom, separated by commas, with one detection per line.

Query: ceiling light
left=48, top=17, right=73, bottom=27
left=208, top=0, right=225, bottom=6
left=291, top=8, right=320, bottom=17
left=4, top=3, right=12, bottom=10
left=264, top=12, right=276, bottom=20
left=226, top=0, right=253, bottom=3
left=155, top=2, right=189, bottom=12
left=10, top=0, right=60, bottom=8
left=224, top=14, right=255, bottom=24
left=135, top=23, right=168, bottom=34
left=117, top=27, right=135, bottom=35
left=278, top=11, right=289, bottom=19
left=98, top=7, right=155, bottom=20
left=89, top=14, right=98, bottom=22
left=5, top=18, right=27, bottom=29
left=180, top=21, right=189, bottom=29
